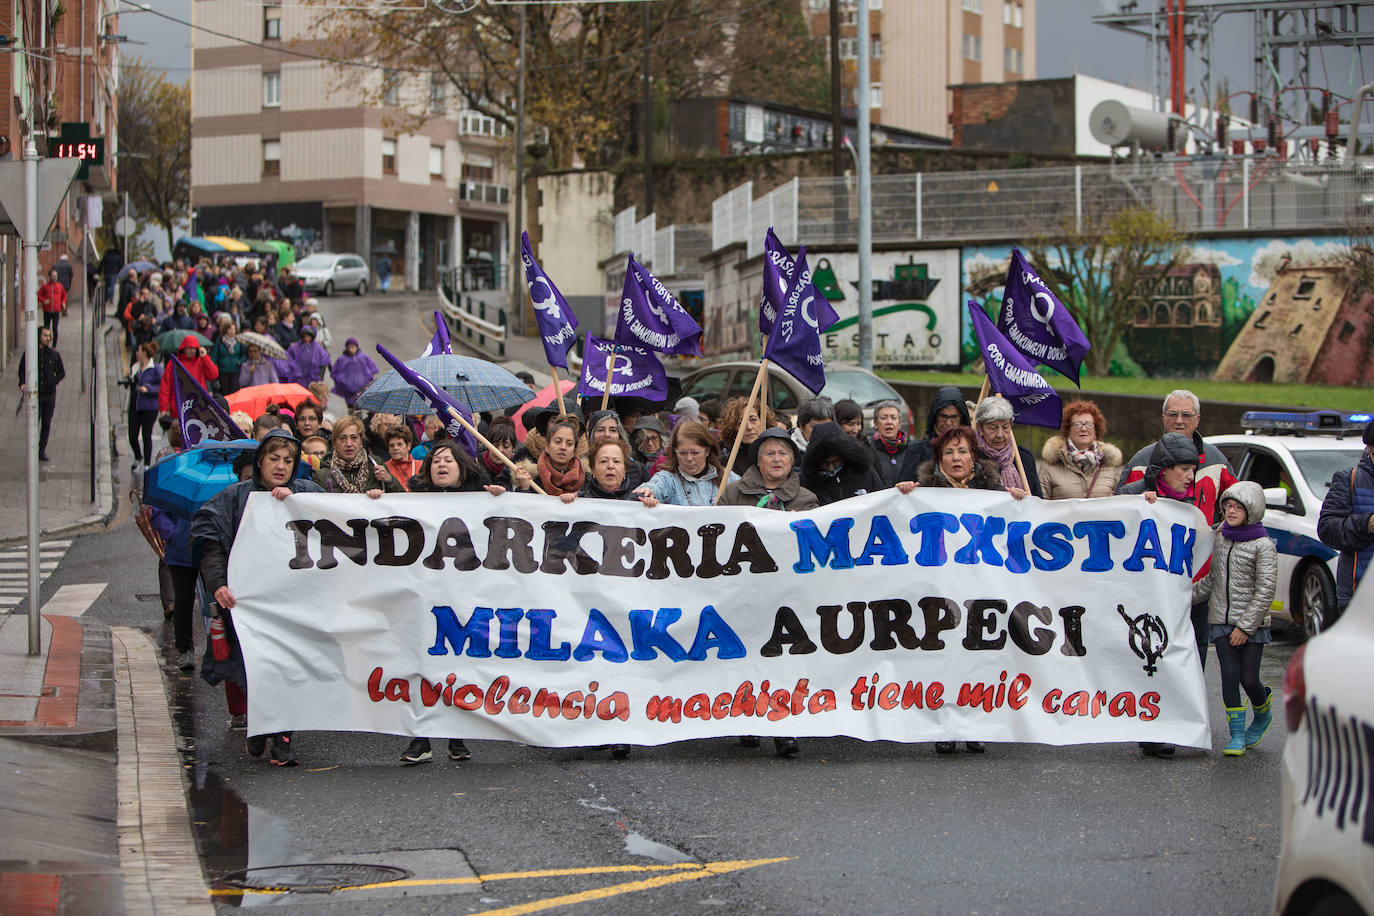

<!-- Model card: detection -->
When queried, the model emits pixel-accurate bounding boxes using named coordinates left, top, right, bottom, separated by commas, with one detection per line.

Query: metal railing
left=439, top=267, right=507, bottom=357
left=705, top=159, right=1371, bottom=249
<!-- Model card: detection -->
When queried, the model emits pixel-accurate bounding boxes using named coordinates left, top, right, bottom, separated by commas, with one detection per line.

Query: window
left=382, top=138, right=396, bottom=174
left=429, top=145, right=443, bottom=177
left=461, top=158, right=494, bottom=182
left=1254, top=309, right=1271, bottom=329
left=382, top=72, right=399, bottom=106
left=839, top=37, right=857, bottom=59
left=963, top=34, right=982, bottom=61
left=1289, top=322, right=1304, bottom=337
left=1294, top=276, right=1318, bottom=299
left=263, top=72, right=281, bottom=107
left=459, top=110, right=508, bottom=138
left=871, top=36, right=881, bottom=59
left=263, top=4, right=281, bottom=40
left=1004, top=46, right=1022, bottom=72
left=870, top=83, right=882, bottom=108
left=429, top=77, right=446, bottom=113
left=963, top=0, right=982, bottom=12
left=1339, top=320, right=1356, bottom=343
left=263, top=139, right=280, bottom=176
left=1004, top=1, right=1011, bottom=24
left=1014, top=3, right=1022, bottom=27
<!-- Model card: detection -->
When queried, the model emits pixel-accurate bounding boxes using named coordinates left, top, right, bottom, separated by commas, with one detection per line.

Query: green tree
left=306, top=1, right=829, bottom=169
left=117, top=59, right=190, bottom=255
left=1028, top=206, right=1191, bottom=378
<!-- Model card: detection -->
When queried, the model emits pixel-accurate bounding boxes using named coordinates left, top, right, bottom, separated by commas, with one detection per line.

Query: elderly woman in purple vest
left=331, top=337, right=379, bottom=408
left=286, top=325, right=332, bottom=386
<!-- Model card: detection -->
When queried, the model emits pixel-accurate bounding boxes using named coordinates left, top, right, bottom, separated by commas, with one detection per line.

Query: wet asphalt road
left=52, top=292, right=1295, bottom=913
left=58, top=513, right=1296, bottom=915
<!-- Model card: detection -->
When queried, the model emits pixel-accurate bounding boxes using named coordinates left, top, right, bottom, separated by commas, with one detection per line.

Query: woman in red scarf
left=383, top=425, right=423, bottom=491
left=514, top=417, right=584, bottom=496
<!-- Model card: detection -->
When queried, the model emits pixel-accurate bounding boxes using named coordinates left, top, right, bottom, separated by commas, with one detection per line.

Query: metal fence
left=790, top=159, right=1372, bottom=246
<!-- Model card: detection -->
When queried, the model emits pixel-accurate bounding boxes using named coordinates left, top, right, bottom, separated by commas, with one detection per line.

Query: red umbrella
left=512, top=379, right=578, bottom=440
left=226, top=383, right=315, bottom=418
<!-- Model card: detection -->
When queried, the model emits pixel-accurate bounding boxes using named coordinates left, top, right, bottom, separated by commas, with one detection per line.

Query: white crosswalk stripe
left=0, top=539, right=75, bottom=614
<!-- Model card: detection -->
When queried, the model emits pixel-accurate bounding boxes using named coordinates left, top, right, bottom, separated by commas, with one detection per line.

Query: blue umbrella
left=354, top=354, right=535, bottom=415
left=142, top=440, right=259, bottom=520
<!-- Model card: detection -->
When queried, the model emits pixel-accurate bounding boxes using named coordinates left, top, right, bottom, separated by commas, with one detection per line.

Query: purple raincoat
left=331, top=340, right=378, bottom=406
left=286, top=338, right=332, bottom=385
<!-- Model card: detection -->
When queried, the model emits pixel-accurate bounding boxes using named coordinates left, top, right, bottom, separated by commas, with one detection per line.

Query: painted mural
left=960, top=236, right=1372, bottom=384
left=814, top=250, right=962, bottom=368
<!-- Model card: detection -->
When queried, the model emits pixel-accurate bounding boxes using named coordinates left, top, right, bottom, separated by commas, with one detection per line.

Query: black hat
left=1364, top=420, right=1374, bottom=447
left=748, top=427, right=800, bottom=467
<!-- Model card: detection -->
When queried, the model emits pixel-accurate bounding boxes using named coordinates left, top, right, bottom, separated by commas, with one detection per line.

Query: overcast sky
left=123, top=1, right=1366, bottom=119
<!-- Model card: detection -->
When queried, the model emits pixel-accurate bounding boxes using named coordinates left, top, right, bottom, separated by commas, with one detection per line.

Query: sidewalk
left=0, top=296, right=117, bottom=545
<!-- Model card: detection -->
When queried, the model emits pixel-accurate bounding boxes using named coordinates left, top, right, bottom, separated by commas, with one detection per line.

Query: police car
left=1274, top=572, right=1374, bottom=915
left=1206, top=410, right=1371, bottom=638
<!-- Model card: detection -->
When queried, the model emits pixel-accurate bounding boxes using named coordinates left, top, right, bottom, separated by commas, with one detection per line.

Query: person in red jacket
left=38, top=267, right=67, bottom=345
left=159, top=334, right=220, bottom=415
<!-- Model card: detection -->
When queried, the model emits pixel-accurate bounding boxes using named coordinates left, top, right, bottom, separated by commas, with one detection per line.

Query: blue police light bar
left=1241, top=410, right=1371, bottom=437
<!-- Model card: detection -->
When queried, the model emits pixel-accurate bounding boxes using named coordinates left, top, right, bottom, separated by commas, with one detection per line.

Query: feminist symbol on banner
left=1117, top=605, right=1169, bottom=676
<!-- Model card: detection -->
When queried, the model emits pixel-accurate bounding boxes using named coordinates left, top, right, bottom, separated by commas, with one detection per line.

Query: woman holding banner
left=514, top=417, right=585, bottom=496
left=972, top=398, right=1042, bottom=498
left=192, top=429, right=325, bottom=767
left=399, top=441, right=508, bottom=766
left=917, top=424, right=1025, bottom=755
left=313, top=416, right=401, bottom=497
left=637, top=421, right=735, bottom=507
left=587, top=410, right=647, bottom=489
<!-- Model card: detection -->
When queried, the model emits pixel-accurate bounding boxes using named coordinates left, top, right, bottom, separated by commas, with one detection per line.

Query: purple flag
left=967, top=301, right=1063, bottom=429
left=422, top=311, right=452, bottom=357
left=759, top=228, right=840, bottom=335
left=521, top=232, right=579, bottom=369
left=762, top=246, right=827, bottom=395
left=374, top=344, right=481, bottom=458
left=997, top=248, right=1091, bottom=385
left=171, top=357, right=245, bottom=447
left=578, top=335, right=668, bottom=401
left=613, top=255, right=703, bottom=357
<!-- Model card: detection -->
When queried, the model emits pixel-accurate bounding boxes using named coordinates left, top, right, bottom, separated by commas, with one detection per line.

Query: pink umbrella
left=513, top=379, right=578, bottom=440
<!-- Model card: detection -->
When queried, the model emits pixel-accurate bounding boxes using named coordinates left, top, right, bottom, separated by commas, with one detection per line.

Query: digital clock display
left=51, top=142, right=101, bottom=160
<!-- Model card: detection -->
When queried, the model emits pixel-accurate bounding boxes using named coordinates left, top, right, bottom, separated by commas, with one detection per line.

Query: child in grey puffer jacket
left=1193, top=480, right=1278, bottom=756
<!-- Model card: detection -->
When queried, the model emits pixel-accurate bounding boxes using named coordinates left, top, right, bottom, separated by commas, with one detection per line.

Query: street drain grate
left=216, top=863, right=412, bottom=894
left=135, top=594, right=162, bottom=603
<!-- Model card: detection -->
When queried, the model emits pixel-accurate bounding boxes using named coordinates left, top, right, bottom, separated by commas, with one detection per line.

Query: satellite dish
left=1090, top=100, right=1180, bottom=151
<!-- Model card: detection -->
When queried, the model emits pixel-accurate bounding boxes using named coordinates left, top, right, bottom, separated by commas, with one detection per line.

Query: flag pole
left=599, top=349, right=616, bottom=413
left=443, top=405, right=548, bottom=495
left=713, top=360, right=769, bottom=507
left=550, top=365, right=567, bottom=415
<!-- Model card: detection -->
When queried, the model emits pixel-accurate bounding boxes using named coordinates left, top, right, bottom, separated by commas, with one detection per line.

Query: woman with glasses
left=972, top=397, right=1042, bottom=498
left=1037, top=399, right=1123, bottom=499
left=636, top=421, right=737, bottom=506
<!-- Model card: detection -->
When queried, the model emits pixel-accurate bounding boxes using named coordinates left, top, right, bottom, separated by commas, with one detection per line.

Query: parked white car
left=1207, top=411, right=1370, bottom=637
left=295, top=252, right=370, bottom=297
left=1274, top=571, right=1374, bottom=915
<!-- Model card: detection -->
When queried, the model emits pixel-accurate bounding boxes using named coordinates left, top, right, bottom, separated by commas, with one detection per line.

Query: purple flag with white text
left=578, top=335, right=669, bottom=401
left=422, top=311, right=452, bottom=357
left=968, top=301, right=1063, bottom=429
left=521, top=232, right=579, bottom=369
left=613, top=255, right=702, bottom=357
left=997, top=248, right=1091, bottom=385
left=171, top=357, right=245, bottom=447
left=759, top=229, right=840, bottom=336
left=374, top=344, right=481, bottom=458
left=762, top=246, right=827, bottom=395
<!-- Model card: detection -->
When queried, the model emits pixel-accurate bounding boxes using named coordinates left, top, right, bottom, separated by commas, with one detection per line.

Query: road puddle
left=579, top=790, right=694, bottom=864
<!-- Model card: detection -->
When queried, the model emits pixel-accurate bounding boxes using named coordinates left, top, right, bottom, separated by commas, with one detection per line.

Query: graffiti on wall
left=961, top=237, right=1373, bottom=384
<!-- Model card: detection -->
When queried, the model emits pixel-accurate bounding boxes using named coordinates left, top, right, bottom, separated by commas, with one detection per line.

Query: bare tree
left=1028, top=206, right=1191, bottom=378
left=118, top=59, right=191, bottom=254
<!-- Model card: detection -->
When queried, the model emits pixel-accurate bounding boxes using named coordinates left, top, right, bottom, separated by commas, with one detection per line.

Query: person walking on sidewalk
left=128, top=343, right=162, bottom=474
left=192, top=430, right=324, bottom=766
left=1192, top=481, right=1278, bottom=756
left=17, top=326, right=66, bottom=462
left=38, top=268, right=68, bottom=345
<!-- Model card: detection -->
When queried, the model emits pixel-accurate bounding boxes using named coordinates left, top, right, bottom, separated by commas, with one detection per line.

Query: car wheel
left=323, top=280, right=334, bottom=297
left=1294, top=562, right=1337, bottom=639
left=356, top=279, right=368, bottom=296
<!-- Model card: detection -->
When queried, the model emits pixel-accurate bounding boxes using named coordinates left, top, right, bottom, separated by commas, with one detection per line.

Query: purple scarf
left=1221, top=521, right=1268, bottom=542
left=975, top=429, right=1022, bottom=490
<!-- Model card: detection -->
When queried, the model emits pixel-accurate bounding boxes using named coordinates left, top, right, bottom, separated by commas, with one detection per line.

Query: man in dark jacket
left=1317, top=422, right=1374, bottom=623
left=53, top=253, right=73, bottom=293
left=802, top=421, right=885, bottom=505
left=895, top=385, right=969, bottom=484
left=98, top=247, right=123, bottom=302
left=17, top=326, right=66, bottom=461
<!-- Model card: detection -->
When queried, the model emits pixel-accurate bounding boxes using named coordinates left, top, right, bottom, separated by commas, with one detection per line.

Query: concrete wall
left=529, top=170, right=617, bottom=300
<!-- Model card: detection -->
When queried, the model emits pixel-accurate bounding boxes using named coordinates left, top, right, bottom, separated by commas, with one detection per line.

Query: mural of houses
left=1124, top=264, right=1225, bottom=376
left=1214, top=257, right=1374, bottom=385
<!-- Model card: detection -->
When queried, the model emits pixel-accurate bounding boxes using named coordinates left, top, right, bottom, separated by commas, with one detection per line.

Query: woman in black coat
left=801, top=421, right=888, bottom=505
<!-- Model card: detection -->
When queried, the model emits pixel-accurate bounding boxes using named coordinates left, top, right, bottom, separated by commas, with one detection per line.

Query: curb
left=0, top=615, right=116, bottom=751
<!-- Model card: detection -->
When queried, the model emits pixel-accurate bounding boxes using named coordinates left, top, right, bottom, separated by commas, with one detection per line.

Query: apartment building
left=805, top=0, right=1036, bottom=140
left=190, top=0, right=511, bottom=292
left=1, top=0, right=119, bottom=362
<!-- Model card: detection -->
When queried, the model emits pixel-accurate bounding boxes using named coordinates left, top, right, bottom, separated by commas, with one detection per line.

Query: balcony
left=458, top=181, right=510, bottom=206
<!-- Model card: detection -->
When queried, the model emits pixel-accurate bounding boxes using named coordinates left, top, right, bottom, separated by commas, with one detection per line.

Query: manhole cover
left=216, top=863, right=412, bottom=894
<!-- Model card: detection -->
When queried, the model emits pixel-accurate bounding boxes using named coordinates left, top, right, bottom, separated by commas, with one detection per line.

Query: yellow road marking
left=475, top=858, right=788, bottom=916
left=207, top=858, right=787, bottom=897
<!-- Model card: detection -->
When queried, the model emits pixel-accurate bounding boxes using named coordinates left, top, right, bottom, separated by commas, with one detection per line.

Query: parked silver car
left=295, top=252, right=369, bottom=296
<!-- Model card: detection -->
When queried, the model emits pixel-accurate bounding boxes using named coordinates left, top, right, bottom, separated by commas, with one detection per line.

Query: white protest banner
left=229, top=489, right=1213, bottom=747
